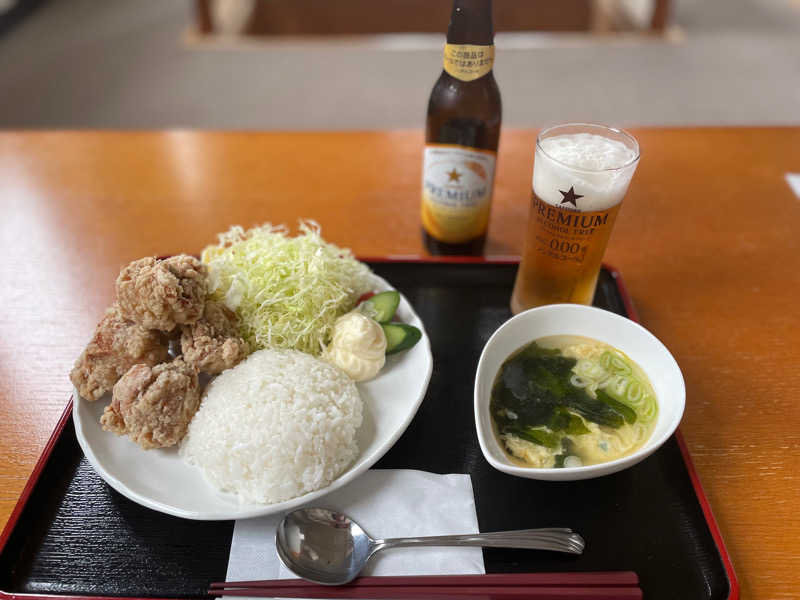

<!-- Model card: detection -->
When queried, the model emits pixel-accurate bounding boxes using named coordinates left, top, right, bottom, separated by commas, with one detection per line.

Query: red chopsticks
left=209, top=572, right=641, bottom=599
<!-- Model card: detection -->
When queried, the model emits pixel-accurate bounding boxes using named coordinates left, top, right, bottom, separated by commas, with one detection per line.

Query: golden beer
left=510, top=124, right=639, bottom=313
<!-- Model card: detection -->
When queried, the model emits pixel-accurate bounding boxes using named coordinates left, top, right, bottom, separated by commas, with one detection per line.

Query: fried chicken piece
left=116, top=255, right=208, bottom=331
left=180, top=301, right=249, bottom=374
left=70, top=304, right=170, bottom=401
left=100, top=359, right=200, bottom=449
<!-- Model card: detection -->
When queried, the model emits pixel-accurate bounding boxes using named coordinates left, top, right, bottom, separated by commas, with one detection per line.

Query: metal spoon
left=276, top=507, right=585, bottom=585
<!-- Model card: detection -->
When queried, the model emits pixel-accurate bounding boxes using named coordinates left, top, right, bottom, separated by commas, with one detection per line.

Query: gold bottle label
left=421, top=143, right=497, bottom=243
left=443, top=43, right=495, bottom=81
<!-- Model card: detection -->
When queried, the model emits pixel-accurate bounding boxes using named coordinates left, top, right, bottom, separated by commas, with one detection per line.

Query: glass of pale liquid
left=510, top=123, right=640, bottom=314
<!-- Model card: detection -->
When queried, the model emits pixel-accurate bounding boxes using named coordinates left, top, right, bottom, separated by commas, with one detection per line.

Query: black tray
left=0, top=260, right=737, bottom=600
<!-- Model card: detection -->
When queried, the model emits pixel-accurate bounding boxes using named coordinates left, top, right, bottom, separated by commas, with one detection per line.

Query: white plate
left=73, top=276, right=433, bottom=520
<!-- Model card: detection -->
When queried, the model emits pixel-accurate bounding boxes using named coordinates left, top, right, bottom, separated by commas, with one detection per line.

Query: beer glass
left=510, top=123, right=639, bottom=313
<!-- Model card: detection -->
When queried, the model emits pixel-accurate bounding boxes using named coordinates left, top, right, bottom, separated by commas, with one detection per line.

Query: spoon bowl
left=276, top=508, right=374, bottom=585
left=276, top=507, right=585, bottom=585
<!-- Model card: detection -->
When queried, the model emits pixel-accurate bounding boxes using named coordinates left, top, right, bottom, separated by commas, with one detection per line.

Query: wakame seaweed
left=490, top=342, right=629, bottom=448
left=596, top=389, right=637, bottom=424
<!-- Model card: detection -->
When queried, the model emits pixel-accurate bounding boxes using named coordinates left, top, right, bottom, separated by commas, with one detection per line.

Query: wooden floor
left=194, top=0, right=595, bottom=36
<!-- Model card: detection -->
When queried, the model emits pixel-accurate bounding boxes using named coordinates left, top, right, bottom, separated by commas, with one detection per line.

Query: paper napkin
left=786, top=173, right=800, bottom=199
left=226, top=469, right=485, bottom=581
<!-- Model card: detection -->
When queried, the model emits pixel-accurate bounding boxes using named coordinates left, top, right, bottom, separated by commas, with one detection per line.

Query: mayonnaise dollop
left=323, top=311, right=386, bottom=381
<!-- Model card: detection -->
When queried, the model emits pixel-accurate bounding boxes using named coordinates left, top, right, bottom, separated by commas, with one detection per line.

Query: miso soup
left=490, top=335, right=658, bottom=468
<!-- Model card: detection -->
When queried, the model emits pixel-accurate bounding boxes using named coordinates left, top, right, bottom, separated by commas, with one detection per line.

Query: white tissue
left=226, top=469, right=485, bottom=582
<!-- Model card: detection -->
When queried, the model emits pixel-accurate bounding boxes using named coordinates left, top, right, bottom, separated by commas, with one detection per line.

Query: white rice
left=179, top=349, right=363, bottom=504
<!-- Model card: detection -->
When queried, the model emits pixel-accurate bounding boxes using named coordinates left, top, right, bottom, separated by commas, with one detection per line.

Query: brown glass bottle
left=421, top=0, right=502, bottom=255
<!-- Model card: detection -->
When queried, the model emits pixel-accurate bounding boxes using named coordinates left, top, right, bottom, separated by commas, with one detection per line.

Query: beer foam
left=533, top=133, right=638, bottom=211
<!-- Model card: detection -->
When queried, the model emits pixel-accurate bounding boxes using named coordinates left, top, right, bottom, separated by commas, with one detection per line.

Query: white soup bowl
left=474, top=304, right=685, bottom=481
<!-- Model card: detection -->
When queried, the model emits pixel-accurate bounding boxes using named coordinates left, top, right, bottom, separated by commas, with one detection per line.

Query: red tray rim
left=0, top=257, right=738, bottom=600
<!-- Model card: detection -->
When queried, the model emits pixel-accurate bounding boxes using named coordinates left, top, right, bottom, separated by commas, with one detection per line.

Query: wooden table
left=0, top=129, right=798, bottom=598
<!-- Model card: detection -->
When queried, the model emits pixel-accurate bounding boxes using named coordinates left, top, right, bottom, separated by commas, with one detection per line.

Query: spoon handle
left=376, top=528, right=585, bottom=554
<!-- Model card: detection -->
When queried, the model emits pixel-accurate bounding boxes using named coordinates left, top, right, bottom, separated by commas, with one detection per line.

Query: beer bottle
left=421, top=0, right=502, bottom=255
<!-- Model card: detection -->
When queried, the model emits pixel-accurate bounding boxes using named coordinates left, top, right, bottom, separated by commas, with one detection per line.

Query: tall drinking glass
left=510, top=123, right=640, bottom=314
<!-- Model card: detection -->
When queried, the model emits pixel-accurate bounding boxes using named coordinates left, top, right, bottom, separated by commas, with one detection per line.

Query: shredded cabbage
left=201, top=221, right=375, bottom=356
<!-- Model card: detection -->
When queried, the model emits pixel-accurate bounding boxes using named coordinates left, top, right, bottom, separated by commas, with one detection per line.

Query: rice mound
left=180, top=348, right=363, bottom=504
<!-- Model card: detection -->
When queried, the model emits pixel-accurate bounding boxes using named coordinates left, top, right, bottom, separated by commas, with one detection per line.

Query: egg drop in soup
left=490, top=335, right=658, bottom=468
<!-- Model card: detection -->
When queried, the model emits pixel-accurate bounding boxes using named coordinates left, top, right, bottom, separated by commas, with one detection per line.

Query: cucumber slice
left=359, top=290, right=400, bottom=324
left=382, top=323, right=422, bottom=355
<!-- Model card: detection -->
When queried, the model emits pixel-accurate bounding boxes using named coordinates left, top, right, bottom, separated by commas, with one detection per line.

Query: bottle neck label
left=443, top=43, right=495, bottom=81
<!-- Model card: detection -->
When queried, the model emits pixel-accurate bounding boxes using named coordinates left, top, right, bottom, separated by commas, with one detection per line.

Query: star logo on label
left=447, top=168, right=462, bottom=182
left=559, top=186, right=583, bottom=207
